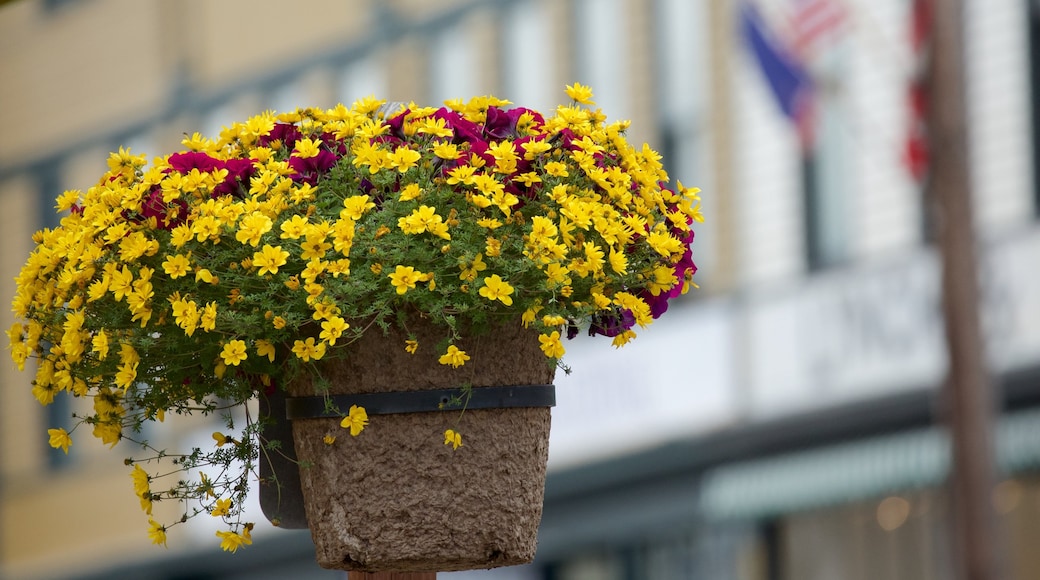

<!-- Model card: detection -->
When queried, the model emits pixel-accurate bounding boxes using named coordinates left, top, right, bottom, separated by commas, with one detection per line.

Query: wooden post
left=927, top=0, right=1007, bottom=579
left=347, top=573, right=436, bottom=580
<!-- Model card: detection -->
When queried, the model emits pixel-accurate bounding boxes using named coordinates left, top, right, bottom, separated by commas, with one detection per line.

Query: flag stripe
left=789, top=0, right=847, bottom=56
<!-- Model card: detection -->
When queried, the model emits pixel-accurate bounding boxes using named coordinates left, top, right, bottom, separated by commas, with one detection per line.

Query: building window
left=655, top=0, right=712, bottom=286
left=429, top=19, right=478, bottom=106
left=803, top=47, right=853, bottom=271
left=501, top=0, right=554, bottom=113
left=339, top=53, right=388, bottom=105
left=573, top=0, right=628, bottom=121
left=1030, top=0, right=1040, bottom=218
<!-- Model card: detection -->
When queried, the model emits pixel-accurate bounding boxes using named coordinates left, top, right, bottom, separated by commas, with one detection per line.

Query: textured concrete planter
left=284, top=319, right=555, bottom=572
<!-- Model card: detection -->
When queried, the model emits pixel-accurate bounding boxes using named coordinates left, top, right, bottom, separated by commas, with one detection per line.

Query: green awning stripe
left=700, top=407, right=1040, bottom=520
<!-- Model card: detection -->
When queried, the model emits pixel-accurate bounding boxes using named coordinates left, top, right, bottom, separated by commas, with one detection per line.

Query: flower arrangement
left=8, top=83, right=701, bottom=550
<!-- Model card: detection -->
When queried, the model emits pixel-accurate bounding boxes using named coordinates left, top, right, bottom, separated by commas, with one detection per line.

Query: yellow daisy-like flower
left=291, top=337, right=327, bottom=362
left=538, top=331, right=566, bottom=359
left=212, top=432, right=232, bottom=447
left=444, top=429, right=463, bottom=450
left=47, top=427, right=72, bottom=454
left=405, top=339, right=419, bottom=354
left=438, top=345, right=470, bottom=368
left=319, top=316, right=349, bottom=345
left=148, top=519, right=167, bottom=547
left=388, top=265, right=423, bottom=295
left=220, top=340, right=247, bottom=366
left=340, top=404, right=368, bottom=436
left=161, top=254, right=192, bottom=279
left=255, top=339, right=276, bottom=362
left=565, top=82, right=596, bottom=105
left=216, top=528, right=253, bottom=553
left=211, top=498, right=232, bottom=517
left=478, top=274, right=514, bottom=306
left=341, top=195, right=376, bottom=220
left=253, top=244, right=289, bottom=276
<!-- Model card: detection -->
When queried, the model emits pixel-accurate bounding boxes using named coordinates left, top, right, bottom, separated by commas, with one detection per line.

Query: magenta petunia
left=259, top=123, right=302, bottom=149
left=289, top=150, right=338, bottom=184
left=212, top=158, right=256, bottom=197
left=168, top=152, right=222, bottom=173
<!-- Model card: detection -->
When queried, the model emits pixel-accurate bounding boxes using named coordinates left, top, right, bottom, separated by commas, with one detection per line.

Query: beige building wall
left=0, top=0, right=717, bottom=577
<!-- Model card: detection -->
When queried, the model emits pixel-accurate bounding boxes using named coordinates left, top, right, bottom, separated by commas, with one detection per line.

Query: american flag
left=786, top=0, right=848, bottom=61
left=905, top=0, right=932, bottom=184
left=740, top=2, right=817, bottom=147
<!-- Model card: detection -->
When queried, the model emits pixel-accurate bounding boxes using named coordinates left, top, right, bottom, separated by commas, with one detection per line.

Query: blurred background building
left=1, top=0, right=1039, bottom=578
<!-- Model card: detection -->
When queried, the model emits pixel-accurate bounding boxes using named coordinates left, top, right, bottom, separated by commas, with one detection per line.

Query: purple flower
left=588, top=309, right=636, bottom=337
left=259, top=123, right=302, bottom=149
left=386, top=109, right=410, bottom=139
left=432, top=109, right=484, bottom=144
left=212, top=158, right=256, bottom=198
left=289, top=150, right=338, bottom=185
left=127, top=186, right=188, bottom=230
left=485, top=107, right=545, bottom=139
left=168, top=152, right=222, bottom=173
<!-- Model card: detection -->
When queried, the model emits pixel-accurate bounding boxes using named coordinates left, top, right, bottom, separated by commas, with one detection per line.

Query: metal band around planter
left=285, top=384, right=556, bottom=420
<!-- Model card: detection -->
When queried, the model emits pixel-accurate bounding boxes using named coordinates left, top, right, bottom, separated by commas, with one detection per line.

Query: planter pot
left=265, top=318, right=555, bottom=572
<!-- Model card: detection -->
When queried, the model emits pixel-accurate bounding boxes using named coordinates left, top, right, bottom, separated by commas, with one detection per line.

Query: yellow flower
left=398, top=205, right=450, bottom=239
left=340, top=404, right=368, bottom=436
left=521, top=305, right=543, bottom=328
left=608, top=247, right=628, bottom=275
left=212, top=432, right=232, bottom=447
left=341, top=195, right=376, bottom=220
left=148, top=519, right=167, bottom=547
left=323, top=433, right=337, bottom=445
left=458, top=253, right=487, bottom=281
left=200, top=301, right=218, bottom=332
left=216, top=528, right=253, bottom=553
left=235, top=212, right=274, bottom=247
left=388, top=265, right=423, bottom=295
left=319, top=316, right=348, bottom=345
left=293, top=137, right=321, bottom=158
left=161, top=254, right=192, bottom=279
left=131, top=464, right=151, bottom=507
left=220, top=340, right=247, bottom=366
left=211, top=498, right=232, bottom=517
left=253, top=244, right=289, bottom=276
left=291, top=337, right=326, bottom=362
left=433, top=142, right=461, bottom=160
left=389, top=146, right=422, bottom=172
left=404, top=339, right=418, bottom=354
left=399, top=183, right=423, bottom=201
left=256, top=339, right=276, bottom=362
left=478, top=274, right=514, bottom=306
left=444, top=429, right=463, bottom=450
left=87, top=330, right=109, bottom=360
left=114, top=361, right=138, bottom=393
left=438, top=345, right=470, bottom=368
left=538, top=331, right=565, bottom=359
left=47, top=427, right=72, bottom=454
left=612, top=330, right=636, bottom=348
left=279, top=215, right=310, bottom=239
left=647, top=228, right=684, bottom=257
left=565, top=82, right=596, bottom=105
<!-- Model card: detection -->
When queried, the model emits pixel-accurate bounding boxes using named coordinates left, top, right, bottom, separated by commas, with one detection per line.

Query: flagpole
left=926, top=0, right=1006, bottom=578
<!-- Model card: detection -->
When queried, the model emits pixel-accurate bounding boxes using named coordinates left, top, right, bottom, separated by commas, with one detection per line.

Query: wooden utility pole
left=927, top=0, right=1005, bottom=579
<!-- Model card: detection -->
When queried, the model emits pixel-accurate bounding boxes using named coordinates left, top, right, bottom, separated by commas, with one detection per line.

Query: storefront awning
left=699, top=407, right=1040, bottom=520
